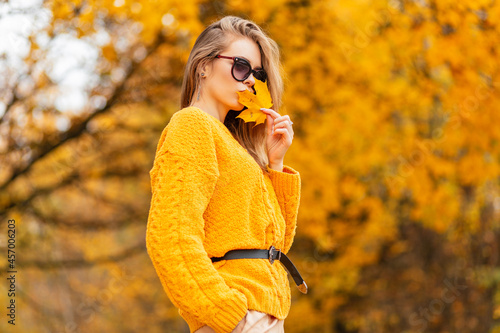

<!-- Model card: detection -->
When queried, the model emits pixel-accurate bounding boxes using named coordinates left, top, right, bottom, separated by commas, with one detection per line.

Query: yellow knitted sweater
left=146, top=106, right=301, bottom=333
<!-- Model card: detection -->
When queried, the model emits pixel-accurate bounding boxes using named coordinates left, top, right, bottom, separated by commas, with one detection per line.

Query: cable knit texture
left=146, top=106, right=301, bottom=333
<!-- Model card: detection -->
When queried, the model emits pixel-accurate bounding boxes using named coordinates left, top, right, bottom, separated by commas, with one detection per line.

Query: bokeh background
left=0, top=0, right=499, bottom=332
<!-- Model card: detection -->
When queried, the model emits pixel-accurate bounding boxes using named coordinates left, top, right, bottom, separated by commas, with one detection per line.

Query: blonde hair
left=180, top=16, right=284, bottom=175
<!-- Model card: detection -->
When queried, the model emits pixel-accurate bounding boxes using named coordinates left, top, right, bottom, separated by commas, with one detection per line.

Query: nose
left=243, top=73, right=255, bottom=94
left=243, top=72, right=256, bottom=89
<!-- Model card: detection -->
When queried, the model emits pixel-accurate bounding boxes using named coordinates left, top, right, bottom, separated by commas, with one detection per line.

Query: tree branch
left=0, top=30, right=165, bottom=192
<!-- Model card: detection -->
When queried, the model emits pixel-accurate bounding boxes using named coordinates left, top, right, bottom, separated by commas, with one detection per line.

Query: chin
left=235, top=101, right=245, bottom=111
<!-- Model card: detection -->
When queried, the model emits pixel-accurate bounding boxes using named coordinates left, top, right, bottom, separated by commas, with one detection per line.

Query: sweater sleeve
left=146, top=111, right=248, bottom=333
left=265, top=164, right=301, bottom=255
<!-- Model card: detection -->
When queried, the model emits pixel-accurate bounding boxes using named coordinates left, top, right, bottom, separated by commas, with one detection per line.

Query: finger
left=273, top=127, right=290, bottom=139
left=273, top=125, right=291, bottom=133
left=274, top=124, right=294, bottom=138
left=274, top=120, right=293, bottom=129
left=266, top=114, right=274, bottom=135
left=272, top=120, right=287, bottom=135
left=260, top=108, right=280, bottom=120
left=262, top=109, right=277, bottom=135
left=274, top=128, right=293, bottom=143
left=274, top=115, right=292, bottom=125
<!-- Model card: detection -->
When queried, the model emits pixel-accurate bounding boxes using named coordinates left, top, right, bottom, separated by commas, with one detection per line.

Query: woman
left=146, top=16, right=306, bottom=333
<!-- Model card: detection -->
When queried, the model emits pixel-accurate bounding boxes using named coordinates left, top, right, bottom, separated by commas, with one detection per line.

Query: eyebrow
left=239, top=56, right=263, bottom=70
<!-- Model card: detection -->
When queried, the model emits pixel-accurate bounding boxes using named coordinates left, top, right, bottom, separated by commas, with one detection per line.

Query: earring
left=201, top=73, right=205, bottom=77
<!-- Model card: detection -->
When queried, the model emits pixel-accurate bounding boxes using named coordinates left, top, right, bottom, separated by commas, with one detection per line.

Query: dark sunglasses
left=215, top=55, right=267, bottom=82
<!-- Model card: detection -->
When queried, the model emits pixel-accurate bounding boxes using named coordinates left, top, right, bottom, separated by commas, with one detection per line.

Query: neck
left=190, top=98, right=228, bottom=123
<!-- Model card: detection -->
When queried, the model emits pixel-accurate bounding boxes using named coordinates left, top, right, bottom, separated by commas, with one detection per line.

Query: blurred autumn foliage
left=0, top=0, right=499, bottom=332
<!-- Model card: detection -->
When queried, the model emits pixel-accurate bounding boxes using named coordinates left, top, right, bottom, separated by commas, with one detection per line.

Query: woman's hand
left=260, top=108, right=294, bottom=169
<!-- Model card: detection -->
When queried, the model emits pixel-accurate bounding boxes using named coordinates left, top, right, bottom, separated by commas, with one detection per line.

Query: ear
left=199, top=60, right=213, bottom=77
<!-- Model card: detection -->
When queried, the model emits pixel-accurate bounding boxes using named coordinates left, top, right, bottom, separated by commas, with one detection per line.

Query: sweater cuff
left=211, top=289, right=248, bottom=333
left=266, top=164, right=301, bottom=199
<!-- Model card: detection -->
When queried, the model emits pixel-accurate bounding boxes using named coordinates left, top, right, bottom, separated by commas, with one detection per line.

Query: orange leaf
left=236, top=79, right=273, bottom=127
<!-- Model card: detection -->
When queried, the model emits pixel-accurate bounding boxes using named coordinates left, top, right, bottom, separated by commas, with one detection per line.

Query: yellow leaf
left=236, top=79, right=273, bottom=127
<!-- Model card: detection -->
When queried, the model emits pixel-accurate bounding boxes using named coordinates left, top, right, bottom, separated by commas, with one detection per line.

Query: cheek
left=218, top=79, right=239, bottom=102
left=215, top=81, right=235, bottom=99
left=209, top=68, right=240, bottom=104
left=214, top=63, right=234, bottom=86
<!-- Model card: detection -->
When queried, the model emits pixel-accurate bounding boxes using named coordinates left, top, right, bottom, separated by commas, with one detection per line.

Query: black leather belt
left=210, top=245, right=308, bottom=294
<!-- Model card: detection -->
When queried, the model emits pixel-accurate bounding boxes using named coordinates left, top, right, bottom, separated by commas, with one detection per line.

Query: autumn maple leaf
left=236, top=79, right=273, bottom=127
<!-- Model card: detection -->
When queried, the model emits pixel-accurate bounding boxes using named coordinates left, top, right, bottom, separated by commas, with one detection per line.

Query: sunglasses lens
left=254, top=70, right=267, bottom=82
left=233, top=60, right=251, bottom=81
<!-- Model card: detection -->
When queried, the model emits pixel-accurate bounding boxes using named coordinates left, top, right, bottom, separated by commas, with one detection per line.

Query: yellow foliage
left=3, top=0, right=499, bottom=331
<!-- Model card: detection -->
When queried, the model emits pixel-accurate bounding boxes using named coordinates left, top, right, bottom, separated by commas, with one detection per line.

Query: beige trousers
left=194, top=310, right=285, bottom=333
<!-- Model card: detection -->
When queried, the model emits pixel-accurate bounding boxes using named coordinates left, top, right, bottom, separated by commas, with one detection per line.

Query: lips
left=238, top=89, right=255, bottom=94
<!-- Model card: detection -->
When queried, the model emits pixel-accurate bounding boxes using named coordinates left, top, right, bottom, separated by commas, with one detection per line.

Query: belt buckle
left=268, top=245, right=281, bottom=265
